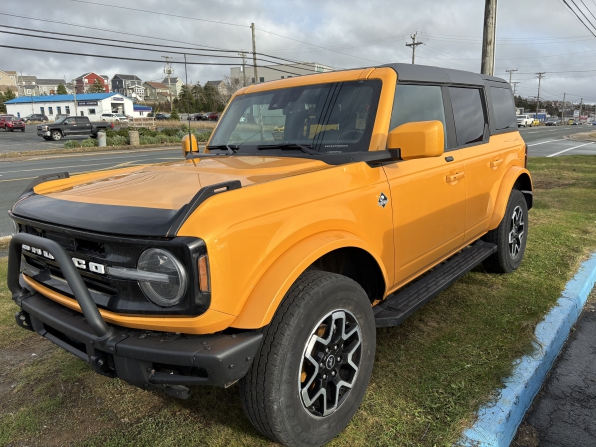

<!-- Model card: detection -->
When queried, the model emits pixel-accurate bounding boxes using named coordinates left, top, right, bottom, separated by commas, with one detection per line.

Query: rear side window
left=390, top=84, right=446, bottom=137
left=449, top=87, right=486, bottom=146
left=490, top=87, right=517, bottom=130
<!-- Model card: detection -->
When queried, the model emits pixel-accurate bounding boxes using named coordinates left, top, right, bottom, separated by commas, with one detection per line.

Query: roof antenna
left=184, top=53, right=193, bottom=154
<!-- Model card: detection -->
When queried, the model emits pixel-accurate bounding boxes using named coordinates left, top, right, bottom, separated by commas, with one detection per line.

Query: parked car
left=0, top=115, right=26, bottom=132
left=22, top=113, right=49, bottom=123
left=100, top=113, right=129, bottom=123
left=532, top=118, right=540, bottom=126
left=545, top=118, right=560, bottom=126
left=8, top=63, right=532, bottom=446
left=37, top=116, right=113, bottom=140
left=155, top=113, right=170, bottom=120
left=516, top=114, right=533, bottom=127
left=567, top=119, right=575, bottom=125
left=194, top=112, right=208, bottom=121
left=207, top=112, right=219, bottom=121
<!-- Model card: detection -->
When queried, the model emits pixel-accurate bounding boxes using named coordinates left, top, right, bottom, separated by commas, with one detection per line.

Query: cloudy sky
left=2, top=0, right=596, bottom=105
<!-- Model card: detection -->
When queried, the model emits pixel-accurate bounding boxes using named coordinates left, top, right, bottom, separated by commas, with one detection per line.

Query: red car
left=207, top=112, right=219, bottom=121
left=0, top=115, right=26, bottom=132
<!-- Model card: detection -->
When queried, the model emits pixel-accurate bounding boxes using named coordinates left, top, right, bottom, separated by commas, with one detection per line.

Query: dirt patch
left=512, top=422, right=540, bottom=447
left=532, top=178, right=575, bottom=190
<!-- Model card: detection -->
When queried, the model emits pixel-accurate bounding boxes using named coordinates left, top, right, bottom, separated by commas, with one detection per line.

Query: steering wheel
left=339, top=130, right=364, bottom=140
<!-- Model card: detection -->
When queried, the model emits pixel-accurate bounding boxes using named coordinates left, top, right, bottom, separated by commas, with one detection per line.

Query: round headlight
left=137, top=248, right=187, bottom=307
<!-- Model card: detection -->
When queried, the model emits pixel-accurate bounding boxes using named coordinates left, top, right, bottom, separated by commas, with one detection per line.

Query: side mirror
left=387, top=120, right=444, bottom=160
left=182, top=133, right=198, bottom=157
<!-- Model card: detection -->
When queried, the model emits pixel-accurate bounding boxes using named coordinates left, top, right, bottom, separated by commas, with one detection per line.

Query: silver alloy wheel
left=298, top=309, right=362, bottom=418
left=509, top=205, right=525, bottom=259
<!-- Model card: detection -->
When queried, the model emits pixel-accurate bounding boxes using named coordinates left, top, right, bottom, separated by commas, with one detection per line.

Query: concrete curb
left=458, top=252, right=596, bottom=447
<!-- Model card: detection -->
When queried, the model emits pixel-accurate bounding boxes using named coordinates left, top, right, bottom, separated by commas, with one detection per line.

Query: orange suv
left=8, top=63, right=531, bottom=446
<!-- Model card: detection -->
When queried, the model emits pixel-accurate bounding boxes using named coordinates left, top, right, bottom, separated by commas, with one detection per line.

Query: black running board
left=374, top=241, right=497, bottom=328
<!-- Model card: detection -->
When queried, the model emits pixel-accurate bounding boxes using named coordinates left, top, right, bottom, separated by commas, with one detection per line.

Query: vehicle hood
left=11, top=155, right=332, bottom=236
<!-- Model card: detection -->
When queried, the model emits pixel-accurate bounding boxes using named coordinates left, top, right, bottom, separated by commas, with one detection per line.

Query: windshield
left=209, top=80, right=382, bottom=155
left=54, top=117, right=67, bottom=124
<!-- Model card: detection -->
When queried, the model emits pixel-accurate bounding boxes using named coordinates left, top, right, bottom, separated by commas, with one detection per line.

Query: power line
left=560, top=0, right=596, bottom=37
left=62, top=0, right=383, bottom=64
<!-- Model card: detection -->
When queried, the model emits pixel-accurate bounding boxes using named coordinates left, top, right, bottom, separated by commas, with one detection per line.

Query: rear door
left=382, top=83, right=466, bottom=286
left=75, top=117, right=92, bottom=135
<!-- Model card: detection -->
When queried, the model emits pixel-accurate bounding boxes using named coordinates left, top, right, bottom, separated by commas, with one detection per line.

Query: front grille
left=14, top=220, right=208, bottom=316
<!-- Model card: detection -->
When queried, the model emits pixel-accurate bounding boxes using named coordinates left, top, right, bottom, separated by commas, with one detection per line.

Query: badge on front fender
left=378, top=192, right=388, bottom=208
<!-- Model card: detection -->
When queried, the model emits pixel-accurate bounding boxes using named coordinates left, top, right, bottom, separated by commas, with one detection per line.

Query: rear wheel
left=483, top=189, right=528, bottom=273
left=240, top=271, right=375, bottom=447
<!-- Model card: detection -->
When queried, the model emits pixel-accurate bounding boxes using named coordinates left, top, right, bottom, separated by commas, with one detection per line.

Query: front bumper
left=37, top=131, right=51, bottom=137
left=8, top=233, right=262, bottom=399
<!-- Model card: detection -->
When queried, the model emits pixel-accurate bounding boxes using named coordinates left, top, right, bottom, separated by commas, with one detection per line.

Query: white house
left=3, top=92, right=151, bottom=119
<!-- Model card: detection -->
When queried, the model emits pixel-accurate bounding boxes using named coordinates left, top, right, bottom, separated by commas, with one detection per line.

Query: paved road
left=518, top=125, right=596, bottom=157
left=513, top=295, right=596, bottom=447
left=0, top=148, right=181, bottom=236
left=0, top=127, right=92, bottom=154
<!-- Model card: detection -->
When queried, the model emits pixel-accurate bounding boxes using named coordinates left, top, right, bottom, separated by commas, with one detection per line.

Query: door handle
left=446, top=172, right=465, bottom=183
left=490, top=158, right=504, bottom=168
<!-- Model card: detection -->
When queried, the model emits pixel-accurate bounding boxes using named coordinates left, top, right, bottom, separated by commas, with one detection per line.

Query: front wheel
left=51, top=130, right=62, bottom=141
left=483, top=189, right=528, bottom=273
left=240, top=271, right=375, bottom=447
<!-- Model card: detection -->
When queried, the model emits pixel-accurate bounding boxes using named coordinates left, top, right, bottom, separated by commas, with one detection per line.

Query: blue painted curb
left=458, top=252, right=596, bottom=447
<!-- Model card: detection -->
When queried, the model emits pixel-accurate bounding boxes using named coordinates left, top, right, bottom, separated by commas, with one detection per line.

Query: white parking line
left=528, top=131, right=540, bottom=134
left=528, top=139, right=563, bottom=147
left=546, top=142, right=593, bottom=158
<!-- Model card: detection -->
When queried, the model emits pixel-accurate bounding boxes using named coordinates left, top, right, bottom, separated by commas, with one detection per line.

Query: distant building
left=17, top=75, right=38, bottom=96
left=205, top=80, right=228, bottom=97
left=144, top=81, right=172, bottom=102
left=37, top=79, right=68, bottom=95
left=112, top=74, right=143, bottom=95
left=161, top=76, right=183, bottom=97
left=21, top=84, right=40, bottom=96
left=0, top=70, right=18, bottom=94
left=3, top=92, right=151, bottom=118
left=230, top=62, right=335, bottom=86
left=75, top=73, right=110, bottom=93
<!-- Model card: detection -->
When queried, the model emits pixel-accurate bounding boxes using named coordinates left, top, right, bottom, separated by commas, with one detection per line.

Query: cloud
left=1, top=0, right=595, bottom=104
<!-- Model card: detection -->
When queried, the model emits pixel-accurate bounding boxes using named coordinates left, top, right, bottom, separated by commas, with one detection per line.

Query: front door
left=62, top=118, right=77, bottom=136
left=384, top=83, right=466, bottom=288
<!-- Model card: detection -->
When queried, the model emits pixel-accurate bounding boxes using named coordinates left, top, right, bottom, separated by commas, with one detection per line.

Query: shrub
left=138, top=127, right=158, bottom=137
left=80, top=138, right=98, bottom=147
left=139, top=136, right=158, bottom=145
left=161, top=127, right=180, bottom=137
left=64, top=140, right=81, bottom=148
left=170, top=109, right=180, bottom=121
left=194, top=130, right=213, bottom=142
left=105, top=129, right=117, bottom=138
left=106, top=135, right=128, bottom=146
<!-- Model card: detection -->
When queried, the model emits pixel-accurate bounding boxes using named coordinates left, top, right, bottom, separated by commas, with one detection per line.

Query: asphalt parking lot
left=0, top=126, right=90, bottom=154
left=519, top=125, right=596, bottom=156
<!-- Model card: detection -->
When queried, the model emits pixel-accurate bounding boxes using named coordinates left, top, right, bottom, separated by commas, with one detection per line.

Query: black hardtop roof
left=382, top=63, right=508, bottom=86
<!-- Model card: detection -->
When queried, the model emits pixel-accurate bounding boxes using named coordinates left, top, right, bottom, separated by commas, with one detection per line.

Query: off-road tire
left=483, top=189, right=528, bottom=273
left=239, top=270, right=376, bottom=447
left=51, top=130, right=62, bottom=141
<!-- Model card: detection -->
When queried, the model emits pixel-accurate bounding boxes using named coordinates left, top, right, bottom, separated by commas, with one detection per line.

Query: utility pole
left=512, top=81, right=520, bottom=96
left=72, top=79, right=78, bottom=117
left=506, top=68, right=517, bottom=85
left=561, top=93, right=566, bottom=121
left=579, top=97, right=583, bottom=121
left=481, top=0, right=498, bottom=76
left=251, top=23, right=259, bottom=84
left=535, top=72, right=546, bottom=121
left=405, top=32, right=424, bottom=64
left=162, top=56, right=174, bottom=112
left=238, top=51, right=248, bottom=87
left=251, top=23, right=263, bottom=139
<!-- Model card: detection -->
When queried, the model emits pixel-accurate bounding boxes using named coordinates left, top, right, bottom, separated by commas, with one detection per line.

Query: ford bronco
left=8, top=63, right=531, bottom=447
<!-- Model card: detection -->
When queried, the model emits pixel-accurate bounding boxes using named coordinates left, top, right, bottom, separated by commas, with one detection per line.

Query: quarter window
left=490, top=87, right=517, bottom=130
left=449, top=87, right=487, bottom=146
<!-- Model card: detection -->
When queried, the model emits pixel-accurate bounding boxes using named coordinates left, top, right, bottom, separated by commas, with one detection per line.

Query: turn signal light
left=198, top=255, right=210, bottom=293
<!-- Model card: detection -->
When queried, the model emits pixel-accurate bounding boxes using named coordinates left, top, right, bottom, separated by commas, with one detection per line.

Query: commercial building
left=3, top=93, right=151, bottom=119
left=229, top=62, right=335, bottom=86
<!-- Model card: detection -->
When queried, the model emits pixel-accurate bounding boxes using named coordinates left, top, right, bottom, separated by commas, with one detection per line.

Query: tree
left=88, top=79, right=105, bottom=93
left=221, top=76, right=243, bottom=104
left=0, top=87, right=16, bottom=113
left=57, top=83, right=68, bottom=95
left=170, top=108, right=180, bottom=120
left=175, top=85, right=197, bottom=113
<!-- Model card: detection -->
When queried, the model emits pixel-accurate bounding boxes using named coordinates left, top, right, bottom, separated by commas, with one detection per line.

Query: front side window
left=449, top=87, right=487, bottom=146
left=209, top=80, right=382, bottom=155
left=389, top=84, right=446, bottom=146
left=490, top=87, right=517, bottom=130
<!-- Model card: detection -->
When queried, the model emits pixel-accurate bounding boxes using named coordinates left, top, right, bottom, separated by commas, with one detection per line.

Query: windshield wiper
left=206, top=144, right=239, bottom=155
left=257, top=143, right=317, bottom=155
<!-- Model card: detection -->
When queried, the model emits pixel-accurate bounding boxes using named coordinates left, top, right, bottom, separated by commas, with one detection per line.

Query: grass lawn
left=1, top=155, right=595, bottom=446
